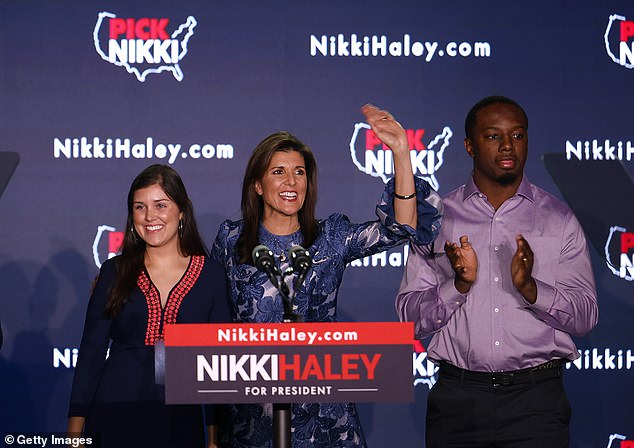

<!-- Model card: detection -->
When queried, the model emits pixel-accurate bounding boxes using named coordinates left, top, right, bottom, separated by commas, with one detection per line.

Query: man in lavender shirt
left=397, top=96, right=598, bottom=447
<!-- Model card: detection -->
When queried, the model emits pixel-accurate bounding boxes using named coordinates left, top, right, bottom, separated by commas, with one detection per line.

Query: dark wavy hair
left=464, top=95, right=528, bottom=140
left=236, top=131, right=319, bottom=264
left=104, top=164, right=207, bottom=317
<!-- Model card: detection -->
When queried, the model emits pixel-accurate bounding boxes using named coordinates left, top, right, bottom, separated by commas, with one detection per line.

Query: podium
left=164, top=322, right=414, bottom=446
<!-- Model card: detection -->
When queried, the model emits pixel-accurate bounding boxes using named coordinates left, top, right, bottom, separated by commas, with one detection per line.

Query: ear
left=254, top=181, right=263, bottom=196
left=464, top=137, right=475, bottom=158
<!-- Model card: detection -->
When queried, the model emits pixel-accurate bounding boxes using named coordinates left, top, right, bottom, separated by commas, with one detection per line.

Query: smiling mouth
left=279, top=192, right=298, bottom=201
left=146, top=225, right=163, bottom=231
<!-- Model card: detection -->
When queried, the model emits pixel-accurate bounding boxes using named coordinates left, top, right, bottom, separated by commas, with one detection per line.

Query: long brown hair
left=104, top=164, right=207, bottom=317
left=236, top=131, right=319, bottom=264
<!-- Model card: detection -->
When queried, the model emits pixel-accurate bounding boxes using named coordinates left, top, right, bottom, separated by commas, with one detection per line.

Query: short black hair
left=464, top=96, right=528, bottom=139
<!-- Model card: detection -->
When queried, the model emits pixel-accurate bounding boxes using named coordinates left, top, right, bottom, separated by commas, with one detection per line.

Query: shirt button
left=436, top=319, right=442, bottom=324
left=494, top=245, right=499, bottom=252
left=494, top=307, right=499, bottom=313
left=494, top=277, right=499, bottom=282
left=495, top=341, right=500, bottom=346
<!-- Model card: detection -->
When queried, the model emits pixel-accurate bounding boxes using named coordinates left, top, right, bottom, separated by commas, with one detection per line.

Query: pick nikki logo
left=605, top=13, right=634, bottom=69
left=412, top=340, right=438, bottom=389
left=607, top=433, right=634, bottom=448
left=93, top=225, right=124, bottom=268
left=349, top=122, right=452, bottom=191
left=605, top=226, right=634, bottom=281
left=93, top=12, right=197, bottom=82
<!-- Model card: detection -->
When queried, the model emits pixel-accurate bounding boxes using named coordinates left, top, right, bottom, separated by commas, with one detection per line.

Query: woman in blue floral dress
left=211, top=105, right=442, bottom=447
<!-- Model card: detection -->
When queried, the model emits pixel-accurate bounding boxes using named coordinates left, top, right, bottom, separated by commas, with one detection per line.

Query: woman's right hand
left=67, top=417, right=85, bottom=448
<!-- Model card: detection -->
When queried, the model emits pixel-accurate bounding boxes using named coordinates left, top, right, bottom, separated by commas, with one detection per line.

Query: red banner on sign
left=164, top=322, right=413, bottom=347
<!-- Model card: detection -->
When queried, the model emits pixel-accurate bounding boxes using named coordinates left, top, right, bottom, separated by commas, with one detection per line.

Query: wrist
left=390, top=141, right=410, bottom=156
left=518, top=278, right=537, bottom=303
left=454, top=278, right=472, bottom=294
left=394, top=191, right=416, bottom=200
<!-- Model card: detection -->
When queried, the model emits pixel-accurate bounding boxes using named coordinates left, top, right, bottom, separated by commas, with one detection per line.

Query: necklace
left=258, top=224, right=302, bottom=262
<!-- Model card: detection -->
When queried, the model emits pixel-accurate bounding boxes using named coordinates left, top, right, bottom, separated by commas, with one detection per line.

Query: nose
left=145, top=207, right=157, bottom=221
left=285, top=173, right=297, bottom=186
left=499, top=133, right=513, bottom=152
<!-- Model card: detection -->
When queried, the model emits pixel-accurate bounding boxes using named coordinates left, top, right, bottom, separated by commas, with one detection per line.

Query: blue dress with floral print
left=211, top=178, right=441, bottom=448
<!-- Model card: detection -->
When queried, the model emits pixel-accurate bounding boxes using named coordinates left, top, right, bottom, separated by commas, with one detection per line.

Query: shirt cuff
left=438, top=277, right=467, bottom=310
left=525, top=278, right=556, bottom=315
left=376, top=177, right=442, bottom=245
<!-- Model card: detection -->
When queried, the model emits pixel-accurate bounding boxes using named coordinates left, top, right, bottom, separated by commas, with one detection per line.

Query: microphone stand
left=254, top=244, right=310, bottom=448
left=273, top=269, right=302, bottom=448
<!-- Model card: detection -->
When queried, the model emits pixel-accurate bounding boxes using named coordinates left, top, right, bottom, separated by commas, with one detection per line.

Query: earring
left=130, top=225, right=138, bottom=241
left=178, top=218, right=183, bottom=238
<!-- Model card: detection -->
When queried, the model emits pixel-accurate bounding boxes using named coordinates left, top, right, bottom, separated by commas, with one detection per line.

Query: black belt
left=439, top=360, right=564, bottom=387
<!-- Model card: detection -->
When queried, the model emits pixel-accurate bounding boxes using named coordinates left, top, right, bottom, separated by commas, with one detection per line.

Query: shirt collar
left=462, top=175, right=535, bottom=203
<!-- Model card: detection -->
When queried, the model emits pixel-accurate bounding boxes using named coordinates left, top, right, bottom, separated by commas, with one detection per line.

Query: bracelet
left=394, top=191, right=416, bottom=200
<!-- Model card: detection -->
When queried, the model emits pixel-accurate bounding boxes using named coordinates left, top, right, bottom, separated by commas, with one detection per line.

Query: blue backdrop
left=1, top=1, right=633, bottom=446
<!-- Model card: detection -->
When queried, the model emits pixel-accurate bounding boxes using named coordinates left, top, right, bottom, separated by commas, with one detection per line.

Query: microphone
left=253, top=245, right=295, bottom=320
left=252, top=245, right=281, bottom=288
left=289, top=245, right=312, bottom=287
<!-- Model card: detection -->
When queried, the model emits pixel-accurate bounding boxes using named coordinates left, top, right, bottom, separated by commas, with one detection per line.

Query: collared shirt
left=396, top=176, right=598, bottom=372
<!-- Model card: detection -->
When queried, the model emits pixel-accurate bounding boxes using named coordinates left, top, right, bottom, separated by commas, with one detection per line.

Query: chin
left=496, top=173, right=518, bottom=186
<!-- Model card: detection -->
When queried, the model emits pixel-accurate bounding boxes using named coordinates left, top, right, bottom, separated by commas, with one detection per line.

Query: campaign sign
left=164, top=322, right=414, bottom=404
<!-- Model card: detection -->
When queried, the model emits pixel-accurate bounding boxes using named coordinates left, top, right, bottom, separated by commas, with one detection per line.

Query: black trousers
left=426, top=364, right=570, bottom=448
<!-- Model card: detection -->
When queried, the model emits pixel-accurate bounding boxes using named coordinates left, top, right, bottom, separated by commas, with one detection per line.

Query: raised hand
left=361, top=103, right=417, bottom=228
left=361, top=104, right=409, bottom=156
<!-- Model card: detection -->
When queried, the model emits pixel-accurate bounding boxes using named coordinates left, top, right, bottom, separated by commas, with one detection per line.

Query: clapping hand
left=511, top=234, right=537, bottom=303
left=445, top=235, right=478, bottom=294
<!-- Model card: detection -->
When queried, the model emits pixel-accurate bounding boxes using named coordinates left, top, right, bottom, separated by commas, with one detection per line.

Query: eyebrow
left=270, top=165, right=306, bottom=170
left=483, top=125, right=526, bottom=131
left=133, top=198, right=171, bottom=204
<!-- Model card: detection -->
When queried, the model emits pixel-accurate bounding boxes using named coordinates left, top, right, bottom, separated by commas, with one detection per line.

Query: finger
left=361, top=103, right=379, bottom=113
left=360, top=104, right=382, bottom=120
left=459, top=235, right=470, bottom=249
left=516, top=234, right=533, bottom=261
left=519, top=235, right=533, bottom=257
left=516, top=234, right=530, bottom=250
left=515, top=234, right=524, bottom=247
left=361, top=104, right=394, bottom=126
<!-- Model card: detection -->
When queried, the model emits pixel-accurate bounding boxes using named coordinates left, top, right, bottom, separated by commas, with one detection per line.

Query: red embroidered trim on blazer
left=137, top=255, right=205, bottom=345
